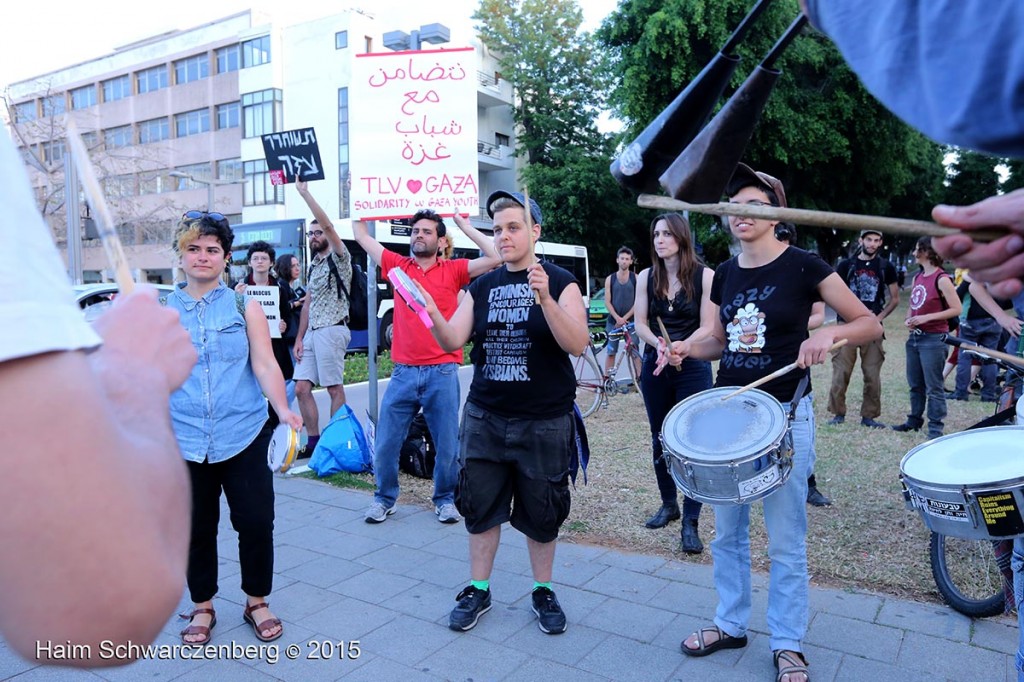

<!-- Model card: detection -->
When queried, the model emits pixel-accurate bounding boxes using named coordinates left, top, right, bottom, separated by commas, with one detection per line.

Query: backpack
left=309, top=404, right=372, bottom=476
left=399, top=412, right=435, bottom=479
left=309, top=256, right=369, bottom=331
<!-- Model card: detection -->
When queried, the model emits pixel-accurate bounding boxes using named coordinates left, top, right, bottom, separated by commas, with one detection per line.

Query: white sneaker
left=365, top=501, right=396, bottom=523
left=435, top=503, right=462, bottom=524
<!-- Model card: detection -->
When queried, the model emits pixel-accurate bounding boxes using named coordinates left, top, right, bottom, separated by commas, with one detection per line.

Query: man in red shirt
left=354, top=210, right=499, bottom=524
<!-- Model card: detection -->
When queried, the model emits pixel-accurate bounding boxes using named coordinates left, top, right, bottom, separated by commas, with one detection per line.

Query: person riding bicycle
left=603, top=246, right=640, bottom=383
left=633, top=212, right=714, bottom=554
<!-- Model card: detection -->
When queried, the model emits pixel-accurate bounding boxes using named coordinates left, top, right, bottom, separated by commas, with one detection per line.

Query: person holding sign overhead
left=234, top=241, right=294, bottom=403
left=352, top=206, right=499, bottom=525
left=412, top=190, right=589, bottom=635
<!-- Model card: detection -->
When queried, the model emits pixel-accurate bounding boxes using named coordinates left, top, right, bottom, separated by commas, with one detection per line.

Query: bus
left=230, top=218, right=590, bottom=353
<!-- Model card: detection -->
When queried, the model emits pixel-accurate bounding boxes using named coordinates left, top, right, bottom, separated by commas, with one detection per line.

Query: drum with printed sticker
left=900, top=426, right=1024, bottom=540
left=661, top=387, right=794, bottom=505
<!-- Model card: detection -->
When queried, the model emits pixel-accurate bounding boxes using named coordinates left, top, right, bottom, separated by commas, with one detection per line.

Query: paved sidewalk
left=1, top=475, right=1016, bottom=681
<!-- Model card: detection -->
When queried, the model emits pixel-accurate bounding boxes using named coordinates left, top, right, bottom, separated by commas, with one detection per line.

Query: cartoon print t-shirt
left=711, top=247, right=833, bottom=403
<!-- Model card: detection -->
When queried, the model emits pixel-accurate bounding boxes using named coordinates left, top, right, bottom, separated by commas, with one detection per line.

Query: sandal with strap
left=243, top=601, right=283, bottom=642
left=680, top=624, right=748, bottom=657
left=179, top=607, right=216, bottom=645
left=774, top=649, right=810, bottom=682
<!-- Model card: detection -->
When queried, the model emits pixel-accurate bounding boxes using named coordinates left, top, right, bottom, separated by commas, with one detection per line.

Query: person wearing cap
left=825, top=229, right=899, bottom=430
left=773, top=225, right=832, bottom=508
left=350, top=208, right=498, bottom=525
left=413, top=190, right=589, bottom=636
left=672, top=163, right=881, bottom=682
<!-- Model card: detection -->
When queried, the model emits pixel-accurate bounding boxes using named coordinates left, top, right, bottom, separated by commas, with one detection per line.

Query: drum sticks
left=721, top=339, right=849, bottom=400
left=656, top=317, right=682, bottom=372
left=65, top=119, right=135, bottom=293
left=637, top=194, right=1004, bottom=243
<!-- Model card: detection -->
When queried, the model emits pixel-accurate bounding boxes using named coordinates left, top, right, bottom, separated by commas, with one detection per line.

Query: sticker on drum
left=900, top=426, right=1024, bottom=539
left=739, top=464, right=781, bottom=499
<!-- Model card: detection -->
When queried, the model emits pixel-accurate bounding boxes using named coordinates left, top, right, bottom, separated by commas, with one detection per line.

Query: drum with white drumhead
left=900, top=426, right=1024, bottom=540
left=267, top=424, right=299, bottom=473
left=661, top=387, right=794, bottom=505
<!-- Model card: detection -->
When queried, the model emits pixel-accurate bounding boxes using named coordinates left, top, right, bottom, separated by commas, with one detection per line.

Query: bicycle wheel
left=626, top=346, right=642, bottom=394
left=929, top=532, right=1007, bottom=618
left=573, top=348, right=604, bottom=418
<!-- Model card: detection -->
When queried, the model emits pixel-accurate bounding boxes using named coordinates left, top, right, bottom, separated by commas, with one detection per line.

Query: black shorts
left=455, top=403, right=573, bottom=543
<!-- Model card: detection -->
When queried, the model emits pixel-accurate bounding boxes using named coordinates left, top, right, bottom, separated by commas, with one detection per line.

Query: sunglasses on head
left=183, top=210, right=228, bottom=225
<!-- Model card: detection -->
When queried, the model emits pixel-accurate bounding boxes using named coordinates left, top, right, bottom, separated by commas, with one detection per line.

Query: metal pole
left=366, top=219, right=379, bottom=423
left=64, top=154, right=83, bottom=284
left=207, top=181, right=214, bottom=211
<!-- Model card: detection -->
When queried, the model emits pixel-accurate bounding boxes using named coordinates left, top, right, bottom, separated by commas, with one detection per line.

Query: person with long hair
left=891, top=236, right=961, bottom=438
left=633, top=213, right=714, bottom=554
left=168, top=213, right=302, bottom=646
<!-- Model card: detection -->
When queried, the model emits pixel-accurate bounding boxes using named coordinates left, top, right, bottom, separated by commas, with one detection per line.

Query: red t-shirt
left=907, top=268, right=951, bottom=334
left=380, top=249, right=470, bottom=365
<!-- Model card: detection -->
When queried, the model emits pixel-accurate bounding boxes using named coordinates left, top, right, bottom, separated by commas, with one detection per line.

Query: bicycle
left=927, top=334, right=1023, bottom=617
left=573, top=322, right=643, bottom=418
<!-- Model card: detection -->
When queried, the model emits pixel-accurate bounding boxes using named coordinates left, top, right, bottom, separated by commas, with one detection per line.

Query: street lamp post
left=168, top=171, right=238, bottom=211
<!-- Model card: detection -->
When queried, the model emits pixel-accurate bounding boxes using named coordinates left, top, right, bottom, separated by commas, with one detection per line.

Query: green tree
left=943, top=148, right=1002, bottom=206
left=597, top=0, right=947, bottom=266
left=1003, top=158, right=1024, bottom=193
left=473, top=0, right=650, bottom=274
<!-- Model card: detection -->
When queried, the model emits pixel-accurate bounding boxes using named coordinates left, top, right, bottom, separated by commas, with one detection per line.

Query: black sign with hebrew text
left=261, top=127, right=325, bottom=185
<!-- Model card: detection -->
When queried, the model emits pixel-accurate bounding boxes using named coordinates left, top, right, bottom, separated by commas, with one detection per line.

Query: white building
left=5, top=8, right=516, bottom=283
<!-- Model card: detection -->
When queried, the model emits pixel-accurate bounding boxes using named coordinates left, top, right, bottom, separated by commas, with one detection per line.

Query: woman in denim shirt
left=168, top=213, right=302, bottom=646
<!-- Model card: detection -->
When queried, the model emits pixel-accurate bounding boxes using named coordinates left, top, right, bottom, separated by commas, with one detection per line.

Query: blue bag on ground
left=309, top=404, right=372, bottom=476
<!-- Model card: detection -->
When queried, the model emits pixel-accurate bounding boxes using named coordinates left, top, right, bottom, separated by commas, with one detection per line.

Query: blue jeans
left=639, top=353, right=712, bottom=518
left=1014, top=538, right=1024, bottom=681
left=711, top=394, right=813, bottom=654
left=955, top=318, right=1002, bottom=399
left=372, top=363, right=460, bottom=507
left=904, top=331, right=947, bottom=437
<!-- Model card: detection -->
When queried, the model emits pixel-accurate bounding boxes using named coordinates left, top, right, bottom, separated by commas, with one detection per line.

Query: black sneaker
left=860, top=418, right=887, bottom=429
left=531, top=587, right=567, bottom=634
left=806, top=486, right=832, bottom=507
left=448, top=586, right=491, bottom=631
left=827, top=415, right=845, bottom=425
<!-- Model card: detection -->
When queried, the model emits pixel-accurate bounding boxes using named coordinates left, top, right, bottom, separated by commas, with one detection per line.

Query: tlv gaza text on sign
left=349, top=47, right=479, bottom=220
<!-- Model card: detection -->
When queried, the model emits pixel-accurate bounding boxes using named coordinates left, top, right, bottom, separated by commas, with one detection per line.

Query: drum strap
left=787, top=373, right=810, bottom=421
left=965, top=406, right=1016, bottom=430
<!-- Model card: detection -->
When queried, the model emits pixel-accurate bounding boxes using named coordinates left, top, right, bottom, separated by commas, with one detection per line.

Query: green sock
left=471, top=579, right=489, bottom=592
left=533, top=581, right=552, bottom=591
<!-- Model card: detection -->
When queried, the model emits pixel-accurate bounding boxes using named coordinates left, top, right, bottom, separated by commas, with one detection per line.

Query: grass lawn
left=320, top=297, right=1008, bottom=605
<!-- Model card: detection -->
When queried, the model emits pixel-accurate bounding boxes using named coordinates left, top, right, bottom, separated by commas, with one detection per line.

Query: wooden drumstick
left=65, top=119, right=135, bottom=293
left=637, top=194, right=1004, bottom=243
left=655, top=317, right=681, bottom=372
left=522, top=184, right=541, bottom=305
left=721, top=338, right=849, bottom=400
left=953, top=338, right=1024, bottom=369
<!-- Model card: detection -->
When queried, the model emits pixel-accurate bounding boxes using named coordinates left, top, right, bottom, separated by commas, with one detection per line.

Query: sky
left=0, top=0, right=619, bottom=90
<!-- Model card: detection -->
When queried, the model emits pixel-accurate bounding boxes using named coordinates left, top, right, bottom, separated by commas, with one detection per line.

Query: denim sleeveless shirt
left=167, top=283, right=267, bottom=463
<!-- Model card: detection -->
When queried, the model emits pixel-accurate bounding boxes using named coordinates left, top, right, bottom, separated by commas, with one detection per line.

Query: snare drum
left=661, top=387, right=794, bottom=505
left=900, top=426, right=1024, bottom=540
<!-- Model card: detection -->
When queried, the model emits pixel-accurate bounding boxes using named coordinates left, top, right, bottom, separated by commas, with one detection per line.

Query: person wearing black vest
left=415, top=191, right=589, bottom=636
left=674, top=164, right=881, bottom=682
left=603, top=246, right=639, bottom=379
left=633, top=213, right=714, bottom=553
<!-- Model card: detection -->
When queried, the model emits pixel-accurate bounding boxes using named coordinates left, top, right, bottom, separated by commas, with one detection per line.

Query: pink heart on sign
left=407, top=180, right=423, bottom=193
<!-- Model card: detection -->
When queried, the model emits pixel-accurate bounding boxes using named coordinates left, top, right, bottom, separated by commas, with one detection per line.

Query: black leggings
left=186, top=420, right=275, bottom=603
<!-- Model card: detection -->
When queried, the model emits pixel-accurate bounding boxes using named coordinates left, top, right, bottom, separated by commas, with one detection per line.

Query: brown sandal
left=773, top=649, right=810, bottom=682
left=179, top=607, right=216, bottom=645
left=243, top=601, right=283, bottom=642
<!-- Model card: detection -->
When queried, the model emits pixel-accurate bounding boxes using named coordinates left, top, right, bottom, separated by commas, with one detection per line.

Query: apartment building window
left=174, top=54, right=209, bottom=84
left=175, top=108, right=211, bottom=138
left=364, top=36, right=373, bottom=53
left=173, top=162, right=212, bottom=190
left=241, top=36, right=271, bottom=68
left=41, top=95, right=66, bottom=117
left=102, top=75, right=131, bottom=102
left=243, top=159, right=283, bottom=206
left=335, top=31, right=348, bottom=49
left=338, top=87, right=350, bottom=217
left=241, top=88, right=282, bottom=138
left=41, top=140, right=65, bottom=165
left=103, top=174, right=135, bottom=199
left=70, top=85, right=97, bottom=110
left=495, top=133, right=510, bottom=147
left=80, top=131, right=100, bottom=149
left=104, top=125, right=132, bottom=149
left=216, top=102, right=240, bottom=130
left=138, top=117, right=170, bottom=144
left=14, top=101, right=36, bottom=122
left=136, top=65, right=168, bottom=94
left=218, top=158, right=243, bottom=182
left=139, top=170, right=170, bottom=195
left=216, top=45, right=240, bottom=73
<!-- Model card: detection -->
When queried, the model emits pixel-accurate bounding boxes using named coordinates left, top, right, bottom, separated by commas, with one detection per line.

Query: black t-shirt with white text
left=466, top=262, right=578, bottom=419
left=711, top=247, right=833, bottom=403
